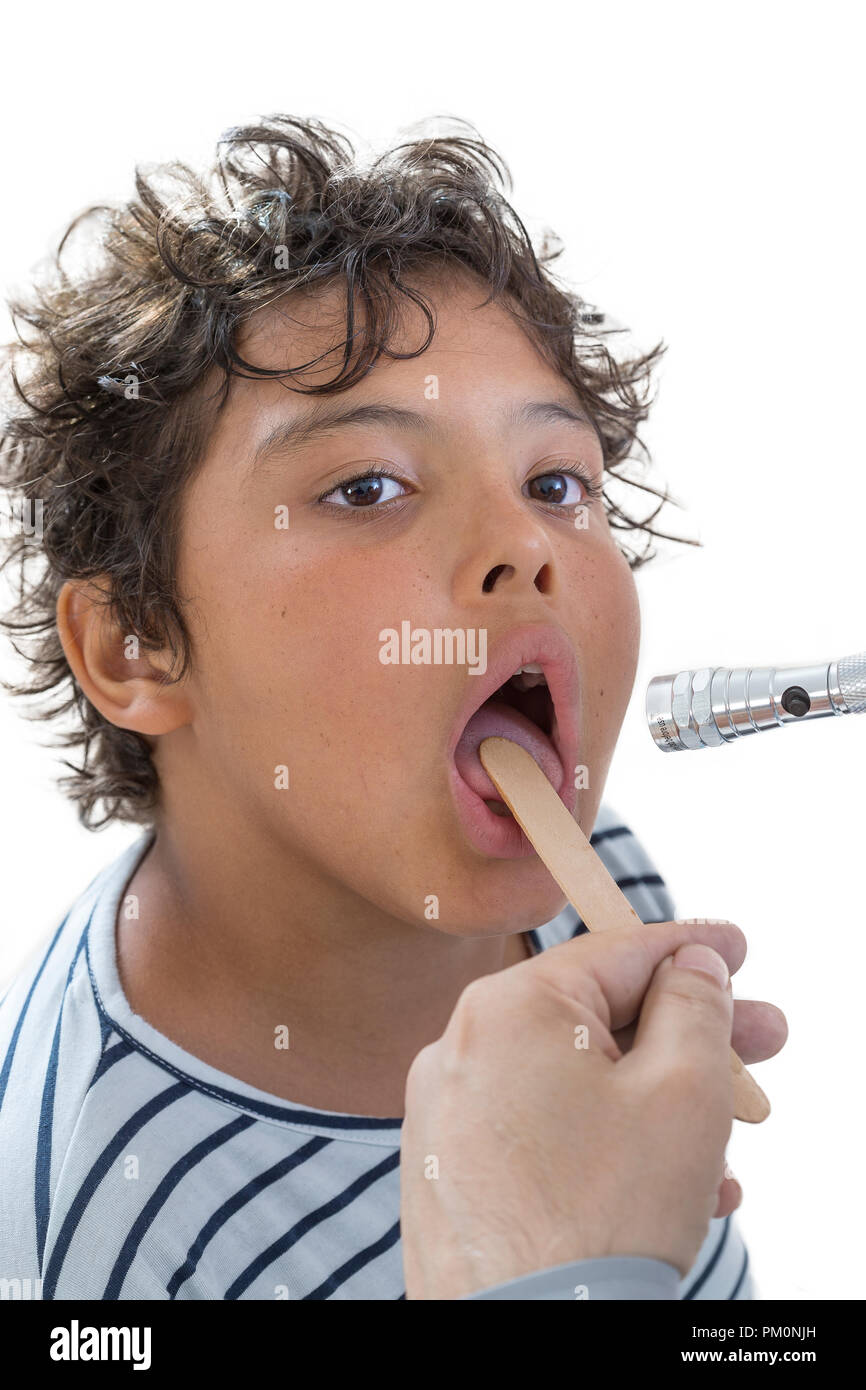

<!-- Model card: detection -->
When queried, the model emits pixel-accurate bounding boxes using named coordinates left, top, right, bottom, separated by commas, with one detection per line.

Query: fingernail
left=672, top=943, right=729, bottom=988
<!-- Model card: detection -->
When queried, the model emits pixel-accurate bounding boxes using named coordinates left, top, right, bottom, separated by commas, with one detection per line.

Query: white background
left=1, top=1, right=863, bottom=1300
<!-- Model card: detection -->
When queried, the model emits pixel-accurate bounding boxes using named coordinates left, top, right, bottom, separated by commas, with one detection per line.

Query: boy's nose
left=451, top=520, right=557, bottom=605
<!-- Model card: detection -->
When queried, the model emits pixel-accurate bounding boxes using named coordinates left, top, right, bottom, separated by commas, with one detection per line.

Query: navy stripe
left=42, top=1081, right=189, bottom=1298
left=84, top=933, right=402, bottom=1133
left=89, top=1038, right=134, bottom=1089
left=103, top=1114, right=256, bottom=1299
left=34, top=919, right=92, bottom=1267
left=96, top=1011, right=114, bottom=1054
left=0, top=911, right=71, bottom=1113
left=224, top=1149, right=401, bottom=1300
left=167, top=1134, right=331, bottom=1299
left=683, top=1217, right=730, bottom=1300
left=612, top=873, right=665, bottom=892
left=589, top=825, right=629, bottom=845
left=728, top=1247, right=750, bottom=1299
left=302, top=1218, right=402, bottom=1299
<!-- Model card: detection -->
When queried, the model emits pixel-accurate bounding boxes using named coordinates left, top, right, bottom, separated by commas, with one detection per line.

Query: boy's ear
left=56, top=578, right=193, bottom=736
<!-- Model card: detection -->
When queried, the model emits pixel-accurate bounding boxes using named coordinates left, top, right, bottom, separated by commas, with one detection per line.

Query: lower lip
left=447, top=755, right=577, bottom=859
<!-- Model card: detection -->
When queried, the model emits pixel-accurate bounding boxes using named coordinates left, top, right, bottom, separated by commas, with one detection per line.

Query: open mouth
left=456, top=664, right=559, bottom=817
left=446, top=624, right=580, bottom=856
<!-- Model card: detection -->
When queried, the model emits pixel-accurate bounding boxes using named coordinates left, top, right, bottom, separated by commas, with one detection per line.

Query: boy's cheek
left=218, top=626, right=427, bottom=780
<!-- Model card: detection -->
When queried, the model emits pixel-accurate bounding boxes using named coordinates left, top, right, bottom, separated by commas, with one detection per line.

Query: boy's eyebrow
left=250, top=397, right=602, bottom=470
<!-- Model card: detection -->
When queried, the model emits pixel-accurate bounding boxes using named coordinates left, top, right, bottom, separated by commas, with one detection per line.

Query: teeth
left=511, top=664, right=548, bottom=691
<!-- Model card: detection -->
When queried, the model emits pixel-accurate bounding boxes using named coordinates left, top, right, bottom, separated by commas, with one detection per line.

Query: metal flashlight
left=646, top=650, right=866, bottom=752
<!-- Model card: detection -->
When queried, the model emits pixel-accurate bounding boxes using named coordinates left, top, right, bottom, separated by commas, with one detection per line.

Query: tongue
left=454, top=699, right=563, bottom=800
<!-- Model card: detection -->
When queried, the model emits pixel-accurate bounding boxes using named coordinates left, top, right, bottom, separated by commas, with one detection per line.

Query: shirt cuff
left=461, top=1255, right=681, bottom=1300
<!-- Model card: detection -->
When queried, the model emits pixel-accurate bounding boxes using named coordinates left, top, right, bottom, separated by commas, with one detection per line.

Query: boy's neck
left=115, top=821, right=532, bottom=1118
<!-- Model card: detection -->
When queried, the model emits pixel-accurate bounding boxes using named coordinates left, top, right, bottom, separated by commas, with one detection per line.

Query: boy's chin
left=425, top=886, right=569, bottom=937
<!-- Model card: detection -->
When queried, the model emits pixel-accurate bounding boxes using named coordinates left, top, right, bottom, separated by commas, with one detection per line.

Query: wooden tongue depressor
left=479, top=736, right=770, bottom=1124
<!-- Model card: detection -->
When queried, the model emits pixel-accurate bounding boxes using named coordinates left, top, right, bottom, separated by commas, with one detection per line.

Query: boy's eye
left=527, top=470, right=589, bottom=506
left=319, top=472, right=408, bottom=507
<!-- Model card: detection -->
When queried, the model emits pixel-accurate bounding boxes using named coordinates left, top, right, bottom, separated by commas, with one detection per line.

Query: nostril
left=534, top=562, right=553, bottom=595
left=482, top=563, right=513, bottom=593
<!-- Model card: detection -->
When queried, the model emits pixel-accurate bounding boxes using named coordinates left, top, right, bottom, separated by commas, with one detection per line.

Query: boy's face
left=172, top=270, right=640, bottom=931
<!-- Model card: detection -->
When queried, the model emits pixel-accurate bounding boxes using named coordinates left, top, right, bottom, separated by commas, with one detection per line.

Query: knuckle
left=442, top=975, right=496, bottom=1054
left=404, top=1040, right=439, bottom=1095
left=454, top=974, right=494, bottom=1016
left=407, top=1037, right=437, bottom=1073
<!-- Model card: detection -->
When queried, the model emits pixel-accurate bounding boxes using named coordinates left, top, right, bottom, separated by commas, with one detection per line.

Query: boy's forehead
left=235, top=271, right=551, bottom=386
left=212, top=272, right=600, bottom=461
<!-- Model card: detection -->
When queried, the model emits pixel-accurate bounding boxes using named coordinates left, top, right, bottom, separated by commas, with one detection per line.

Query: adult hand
left=400, top=918, right=786, bottom=1300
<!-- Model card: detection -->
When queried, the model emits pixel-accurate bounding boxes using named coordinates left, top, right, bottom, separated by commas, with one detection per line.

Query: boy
left=0, top=114, right=760, bottom=1299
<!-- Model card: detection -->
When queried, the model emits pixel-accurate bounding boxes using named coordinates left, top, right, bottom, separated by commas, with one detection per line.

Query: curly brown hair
left=0, top=113, right=698, bottom=830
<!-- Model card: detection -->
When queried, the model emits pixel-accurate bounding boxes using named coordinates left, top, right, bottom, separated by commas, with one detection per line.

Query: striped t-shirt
left=0, top=803, right=754, bottom=1301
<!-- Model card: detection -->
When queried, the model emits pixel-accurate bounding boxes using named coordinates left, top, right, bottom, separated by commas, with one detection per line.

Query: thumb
left=625, top=943, right=735, bottom=1095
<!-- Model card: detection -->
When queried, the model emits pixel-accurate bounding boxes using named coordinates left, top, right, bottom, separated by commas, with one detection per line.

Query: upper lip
left=447, top=621, right=581, bottom=795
